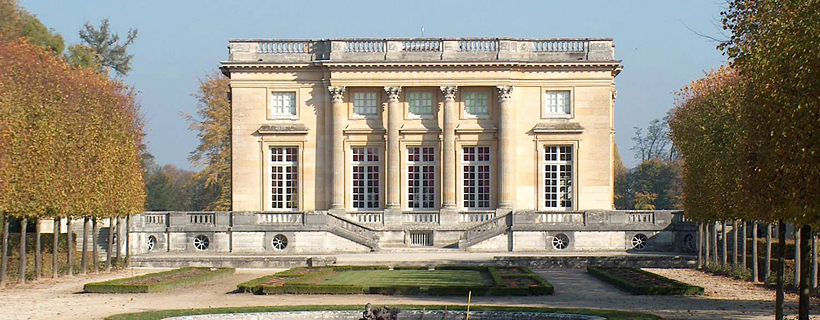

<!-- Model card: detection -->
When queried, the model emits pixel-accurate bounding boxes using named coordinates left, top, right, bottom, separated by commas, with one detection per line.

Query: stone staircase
left=458, top=213, right=512, bottom=249
left=326, top=213, right=380, bottom=251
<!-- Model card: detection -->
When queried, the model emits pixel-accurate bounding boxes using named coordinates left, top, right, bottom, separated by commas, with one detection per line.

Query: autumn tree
left=186, top=72, right=231, bottom=211
left=720, top=1, right=820, bottom=318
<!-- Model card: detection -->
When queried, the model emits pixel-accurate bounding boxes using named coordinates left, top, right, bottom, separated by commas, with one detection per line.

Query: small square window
left=353, top=91, right=378, bottom=116
left=544, top=90, right=571, bottom=115
left=270, top=92, right=296, bottom=118
left=463, top=91, right=489, bottom=116
left=408, top=91, right=434, bottom=117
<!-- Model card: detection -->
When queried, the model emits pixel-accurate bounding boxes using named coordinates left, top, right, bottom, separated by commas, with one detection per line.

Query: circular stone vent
left=193, top=235, right=210, bottom=251
left=552, top=233, right=569, bottom=250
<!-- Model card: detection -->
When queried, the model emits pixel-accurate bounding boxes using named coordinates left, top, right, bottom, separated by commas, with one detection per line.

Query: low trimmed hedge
left=84, top=267, right=235, bottom=293
left=588, top=267, right=703, bottom=295
left=239, top=265, right=553, bottom=296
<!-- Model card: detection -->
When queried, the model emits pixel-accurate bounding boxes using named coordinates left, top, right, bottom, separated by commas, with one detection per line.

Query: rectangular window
left=352, top=147, right=380, bottom=209
left=408, top=91, right=434, bottom=117
left=463, top=91, right=489, bottom=116
left=353, top=91, right=378, bottom=116
left=462, top=146, right=491, bottom=209
left=270, top=92, right=296, bottom=117
left=270, top=147, right=298, bottom=210
left=407, top=147, right=435, bottom=209
left=544, top=90, right=571, bottom=115
left=544, top=146, right=573, bottom=209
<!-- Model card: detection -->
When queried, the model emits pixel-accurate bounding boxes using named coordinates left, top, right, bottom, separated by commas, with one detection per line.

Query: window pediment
left=532, top=122, right=584, bottom=134
left=258, top=123, right=309, bottom=134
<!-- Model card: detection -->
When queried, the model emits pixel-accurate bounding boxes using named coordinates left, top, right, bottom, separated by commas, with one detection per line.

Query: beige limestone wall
left=229, top=66, right=616, bottom=212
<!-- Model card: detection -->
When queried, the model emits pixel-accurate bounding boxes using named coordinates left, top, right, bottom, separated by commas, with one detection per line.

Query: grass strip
left=84, top=267, right=234, bottom=293
left=239, top=265, right=553, bottom=296
left=587, top=267, right=703, bottom=295
left=105, top=304, right=660, bottom=320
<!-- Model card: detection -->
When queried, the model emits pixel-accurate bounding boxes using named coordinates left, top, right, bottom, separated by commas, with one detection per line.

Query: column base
left=383, top=208, right=403, bottom=226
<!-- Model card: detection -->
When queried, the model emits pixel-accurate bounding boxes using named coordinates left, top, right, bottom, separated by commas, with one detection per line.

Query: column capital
left=439, top=86, right=458, bottom=101
left=328, top=86, right=346, bottom=102
left=496, top=85, right=514, bottom=101
left=384, top=86, right=401, bottom=102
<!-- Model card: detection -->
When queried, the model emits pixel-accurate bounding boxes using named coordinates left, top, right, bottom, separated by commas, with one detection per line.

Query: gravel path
left=0, top=267, right=812, bottom=320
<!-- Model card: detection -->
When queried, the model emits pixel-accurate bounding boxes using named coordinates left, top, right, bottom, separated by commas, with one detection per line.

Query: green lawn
left=321, top=270, right=487, bottom=287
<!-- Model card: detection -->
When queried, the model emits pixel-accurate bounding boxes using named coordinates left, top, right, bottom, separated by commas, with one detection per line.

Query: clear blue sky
left=21, top=0, right=727, bottom=169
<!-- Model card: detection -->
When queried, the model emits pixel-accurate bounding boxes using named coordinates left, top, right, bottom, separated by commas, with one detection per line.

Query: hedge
left=239, top=265, right=553, bottom=296
left=84, top=267, right=234, bottom=293
left=587, top=267, right=703, bottom=295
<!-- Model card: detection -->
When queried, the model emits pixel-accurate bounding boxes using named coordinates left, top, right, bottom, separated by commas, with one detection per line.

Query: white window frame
left=406, top=90, right=435, bottom=119
left=350, top=146, right=382, bottom=210
left=462, top=146, right=492, bottom=210
left=267, top=90, right=299, bottom=119
left=351, top=90, right=379, bottom=118
left=543, top=145, right=573, bottom=211
left=268, top=146, right=299, bottom=211
left=406, top=146, right=437, bottom=210
left=541, top=87, right=574, bottom=119
left=461, top=90, right=490, bottom=119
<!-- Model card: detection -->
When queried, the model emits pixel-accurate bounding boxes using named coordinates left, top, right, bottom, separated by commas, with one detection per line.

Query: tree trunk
left=733, top=219, right=739, bottom=266
left=125, top=216, right=130, bottom=266
left=767, top=223, right=773, bottom=282
left=106, top=217, right=113, bottom=272
left=34, top=218, right=41, bottom=281
left=66, top=218, right=73, bottom=277
left=795, top=227, right=801, bottom=291
left=697, top=222, right=704, bottom=269
left=812, top=233, right=818, bottom=291
left=115, top=215, right=122, bottom=265
left=742, top=220, right=748, bottom=269
left=92, top=218, right=98, bottom=273
left=776, top=221, right=786, bottom=320
left=712, top=221, right=719, bottom=265
left=0, top=213, right=9, bottom=288
left=705, top=222, right=711, bottom=265
left=52, top=218, right=58, bottom=278
left=81, top=217, right=88, bottom=275
left=18, top=217, right=27, bottom=285
left=752, top=222, right=759, bottom=282
left=798, top=226, right=812, bottom=320
left=722, top=220, right=729, bottom=266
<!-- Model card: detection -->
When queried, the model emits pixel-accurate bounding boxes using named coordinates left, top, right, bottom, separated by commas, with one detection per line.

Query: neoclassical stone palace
left=125, top=38, right=694, bottom=257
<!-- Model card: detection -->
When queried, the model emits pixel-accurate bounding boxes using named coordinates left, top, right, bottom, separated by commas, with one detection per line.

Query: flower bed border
left=587, top=266, right=703, bottom=295
left=84, top=267, right=235, bottom=293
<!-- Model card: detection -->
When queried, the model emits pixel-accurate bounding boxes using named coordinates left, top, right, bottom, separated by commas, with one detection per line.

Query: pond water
left=163, top=310, right=605, bottom=320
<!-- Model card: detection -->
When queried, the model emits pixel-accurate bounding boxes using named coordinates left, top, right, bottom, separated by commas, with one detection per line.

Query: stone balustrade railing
left=403, top=212, right=439, bottom=224
left=460, top=211, right=496, bottom=223
left=346, top=212, right=384, bottom=225
left=227, top=37, right=615, bottom=63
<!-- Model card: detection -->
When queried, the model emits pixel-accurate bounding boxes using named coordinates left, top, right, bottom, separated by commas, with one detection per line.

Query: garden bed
left=84, top=267, right=234, bottom=293
left=587, top=266, right=703, bottom=295
left=238, top=265, right=553, bottom=296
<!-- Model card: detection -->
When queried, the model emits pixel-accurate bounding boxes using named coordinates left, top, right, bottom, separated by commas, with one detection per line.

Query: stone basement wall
left=127, top=210, right=696, bottom=254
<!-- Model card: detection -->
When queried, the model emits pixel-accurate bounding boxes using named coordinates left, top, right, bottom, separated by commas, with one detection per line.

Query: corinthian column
left=497, top=85, right=515, bottom=210
left=440, top=86, right=458, bottom=209
left=328, top=86, right=346, bottom=210
left=384, top=86, right=401, bottom=209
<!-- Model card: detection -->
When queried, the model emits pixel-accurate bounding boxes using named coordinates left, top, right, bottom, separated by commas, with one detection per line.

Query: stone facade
left=125, top=38, right=696, bottom=256
left=224, top=38, right=621, bottom=215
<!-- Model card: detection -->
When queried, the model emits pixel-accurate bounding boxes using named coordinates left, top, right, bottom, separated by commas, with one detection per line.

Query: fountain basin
left=163, top=310, right=605, bottom=320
